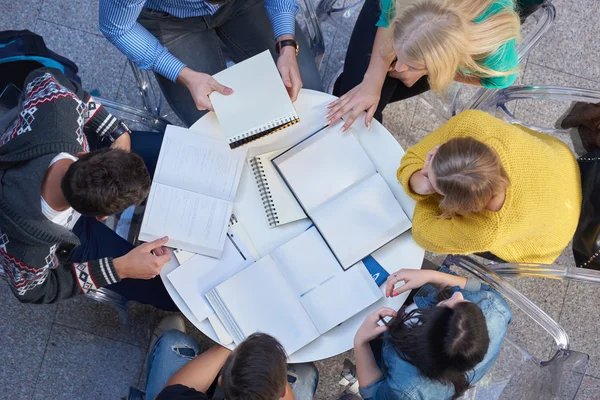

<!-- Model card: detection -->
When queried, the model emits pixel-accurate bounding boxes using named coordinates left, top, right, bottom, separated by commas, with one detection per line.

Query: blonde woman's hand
left=385, top=269, right=436, bottom=298
left=354, top=307, right=398, bottom=346
left=326, top=78, right=383, bottom=132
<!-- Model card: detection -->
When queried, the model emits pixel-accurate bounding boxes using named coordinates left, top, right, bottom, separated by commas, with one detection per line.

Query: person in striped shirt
left=99, top=0, right=322, bottom=126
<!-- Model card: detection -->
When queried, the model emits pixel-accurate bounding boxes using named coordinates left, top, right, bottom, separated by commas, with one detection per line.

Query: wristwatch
left=275, top=39, right=299, bottom=56
left=108, top=121, right=131, bottom=143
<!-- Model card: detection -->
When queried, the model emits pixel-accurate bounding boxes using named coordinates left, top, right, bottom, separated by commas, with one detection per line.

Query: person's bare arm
left=327, top=26, right=396, bottom=129
left=162, top=345, right=231, bottom=396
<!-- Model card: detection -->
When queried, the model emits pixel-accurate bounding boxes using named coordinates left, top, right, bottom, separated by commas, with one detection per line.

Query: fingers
left=289, top=68, right=302, bottom=102
left=154, top=250, right=172, bottom=267
left=375, top=307, right=398, bottom=319
left=342, top=108, right=362, bottom=132
left=211, top=79, right=233, bottom=96
left=144, top=236, right=169, bottom=251
left=386, top=271, right=409, bottom=297
left=365, top=104, right=377, bottom=129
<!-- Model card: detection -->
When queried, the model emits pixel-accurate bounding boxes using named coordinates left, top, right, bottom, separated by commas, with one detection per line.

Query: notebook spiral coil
left=229, top=114, right=300, bottom=149
left=249, top=156, right=279, bottom=227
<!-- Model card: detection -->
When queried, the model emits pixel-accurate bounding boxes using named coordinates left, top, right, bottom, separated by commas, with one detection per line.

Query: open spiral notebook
left=210, top=50, right=299, bottom=149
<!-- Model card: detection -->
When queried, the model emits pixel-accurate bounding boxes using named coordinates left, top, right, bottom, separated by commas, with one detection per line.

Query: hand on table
left=277, top=44, right=303, bottom=102
left=326, top=77, right=383, bottom=132
left=354, top=307, right=397, bottom=346
left=113, top=236, right=171, bottom=279
left=177, top=67, right=233, bottom=112
left=385, top=269, right=436, bottom=298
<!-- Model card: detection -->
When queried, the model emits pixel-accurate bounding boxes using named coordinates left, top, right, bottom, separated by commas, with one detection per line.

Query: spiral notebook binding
left=249, top=156, right=279, bottom=227
left=229, top=114, right=300, bottom=149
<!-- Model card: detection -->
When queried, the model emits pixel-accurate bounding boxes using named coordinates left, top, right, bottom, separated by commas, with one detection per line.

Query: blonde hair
left=432, top=137, right=510, bottom=218
left=389, top=0, right=521, bottom=93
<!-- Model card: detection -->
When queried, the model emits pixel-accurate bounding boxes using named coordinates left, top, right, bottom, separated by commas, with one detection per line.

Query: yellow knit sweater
left=398, top=110, right=582, bottom=264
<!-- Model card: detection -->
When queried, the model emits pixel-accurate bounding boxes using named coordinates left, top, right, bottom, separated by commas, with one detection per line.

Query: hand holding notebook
left=209, top=50, right=300, bottom=148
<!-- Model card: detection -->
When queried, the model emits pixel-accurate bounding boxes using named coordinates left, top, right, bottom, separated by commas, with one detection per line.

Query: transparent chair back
left=442, top=255, right=589, bottom=400
left=297, top=0, right=326, bottom=69
left=316, top=0, right=365, bottom=37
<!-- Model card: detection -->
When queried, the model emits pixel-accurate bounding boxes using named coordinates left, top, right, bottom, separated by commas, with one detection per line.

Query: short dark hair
left=61, top=148, right=151, bottom=216
left=221, top=333, right=288, bottom=400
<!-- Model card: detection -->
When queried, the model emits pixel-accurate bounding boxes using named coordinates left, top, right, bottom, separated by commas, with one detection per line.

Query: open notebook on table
left=272, top=122, right=412, bottom=269
left=210, top=50, right=299, bottom=149
left=139, top=126, right=247, bottom=257
left=206, top=227, right=382, bottom=355
left=248, top=149, right=307, bottom=228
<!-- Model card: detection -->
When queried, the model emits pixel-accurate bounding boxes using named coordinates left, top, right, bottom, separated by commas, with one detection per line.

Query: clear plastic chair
left=316, top=0, right=365, bottom=37
left=442, top=255, right=589, bottom=400
left=470, top=85, right=600, bottom=136
left=129, top=1, right=327, bottom=117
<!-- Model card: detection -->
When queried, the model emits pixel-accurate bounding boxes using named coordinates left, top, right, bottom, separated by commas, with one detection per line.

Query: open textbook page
left=140, top=125, right=246, bottom=257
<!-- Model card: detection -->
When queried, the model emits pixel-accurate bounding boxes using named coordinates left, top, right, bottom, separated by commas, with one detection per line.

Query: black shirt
left=156, top=384, right=210, bottom=400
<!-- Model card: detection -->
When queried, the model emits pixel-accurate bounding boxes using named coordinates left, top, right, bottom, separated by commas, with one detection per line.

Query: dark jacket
left=0, top=68, right=122, bottom=303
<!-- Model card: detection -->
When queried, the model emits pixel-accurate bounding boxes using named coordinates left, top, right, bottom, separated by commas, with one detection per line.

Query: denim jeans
left=145, top=330, right=320, bottom=400
left=68, top=130, right=178, bottom=311
left=138, top=0, right=322, bottom=127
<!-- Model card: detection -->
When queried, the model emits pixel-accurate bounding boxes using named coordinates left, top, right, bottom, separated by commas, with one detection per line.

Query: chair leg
left=85, top=287, right=130, bottom=329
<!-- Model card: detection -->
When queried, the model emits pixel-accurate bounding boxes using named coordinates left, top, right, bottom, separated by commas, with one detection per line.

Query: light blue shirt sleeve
left=264, top=0, right=299, bottom=39
left=99, top=0, right=186, bottom=82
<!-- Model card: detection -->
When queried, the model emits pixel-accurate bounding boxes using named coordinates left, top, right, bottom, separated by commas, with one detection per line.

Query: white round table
left=160, top=89, right=425, bottom=363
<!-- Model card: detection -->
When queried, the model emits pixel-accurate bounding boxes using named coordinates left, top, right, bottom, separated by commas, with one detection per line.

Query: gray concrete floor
left=1, top=0, right=600, bottom=398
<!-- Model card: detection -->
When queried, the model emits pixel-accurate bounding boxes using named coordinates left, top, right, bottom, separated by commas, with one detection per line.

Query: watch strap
left=276, top=39, right=298, bottom=55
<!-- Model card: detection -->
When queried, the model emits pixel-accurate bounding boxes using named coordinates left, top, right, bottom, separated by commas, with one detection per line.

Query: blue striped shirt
left=99, top=0, right=299, bottom=82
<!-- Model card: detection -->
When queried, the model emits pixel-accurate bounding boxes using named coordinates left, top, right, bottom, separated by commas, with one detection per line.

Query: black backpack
left=0, top=30, right=80, bottom=93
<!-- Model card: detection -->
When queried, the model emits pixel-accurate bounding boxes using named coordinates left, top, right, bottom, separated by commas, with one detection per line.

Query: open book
left=248, top=149, right=307, bottom=228
left=139, top=126, right=247, bottom=257
left=273, top=123, right=412, bottom=269
left=210, top=50, right=299, bottom=149
left=206, top=227, right=382, bottom=354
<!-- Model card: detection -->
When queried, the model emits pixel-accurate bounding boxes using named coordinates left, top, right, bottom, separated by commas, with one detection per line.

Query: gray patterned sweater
left=0, top=68, right=122, bottom=303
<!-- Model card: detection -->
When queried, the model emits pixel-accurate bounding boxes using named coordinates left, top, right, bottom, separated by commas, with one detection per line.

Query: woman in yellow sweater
left=398, top=110, right=582, bottom=264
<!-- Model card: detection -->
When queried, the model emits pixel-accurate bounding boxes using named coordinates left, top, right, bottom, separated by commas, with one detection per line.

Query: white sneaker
left=148, top=314, right=186, bottom=353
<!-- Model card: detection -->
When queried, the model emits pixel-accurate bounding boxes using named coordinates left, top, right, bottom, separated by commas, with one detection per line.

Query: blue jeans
left=138, top=0, right=322, bottom=127
left=146, top=330, right=319, bottom=400
left=68, top=130, right=178, bottom=311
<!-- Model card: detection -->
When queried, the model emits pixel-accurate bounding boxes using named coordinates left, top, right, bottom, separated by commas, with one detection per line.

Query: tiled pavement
left=1, top=0, right=600, bottom=398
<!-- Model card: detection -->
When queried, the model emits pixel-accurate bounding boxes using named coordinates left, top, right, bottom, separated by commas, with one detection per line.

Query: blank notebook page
left=214, top=256, right=320, bottom=355
left=210, top=50, right=298, bottom=142
left=274, top=123, right=376, bottom=212
left=311, top=174, right=411, bottom=269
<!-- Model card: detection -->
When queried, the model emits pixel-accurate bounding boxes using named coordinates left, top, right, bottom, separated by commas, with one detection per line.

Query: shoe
left=148, top=314, right=186, bottom=354
left=559, top=102, right=600, bottom=131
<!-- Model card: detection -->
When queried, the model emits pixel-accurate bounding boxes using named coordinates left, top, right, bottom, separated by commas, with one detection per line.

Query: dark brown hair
left=386, top=301, right=490, bottom=399
left=432, top=137, right=510, bottom=218
left=61, top=148, right=150, bottom=216
left=221, top=333, right=288, bottom=400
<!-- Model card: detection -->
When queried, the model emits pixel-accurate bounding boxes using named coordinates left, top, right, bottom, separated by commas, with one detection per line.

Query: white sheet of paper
left=273, top=122, right=376, bottom=212
left=139, top=183, right=231, bottom=256
left=154, top=126, right=247, bottom=201
left=211, top=256, right=321, bottom=355
left=311, top=174, right=412, bottom=269
left=300, top=263, right=382, bottom=333
left=270, top=226, right=341, bottom=296
left=210, top=51, right=298, bottom=142
left=167, top=232, right=256, bottom=322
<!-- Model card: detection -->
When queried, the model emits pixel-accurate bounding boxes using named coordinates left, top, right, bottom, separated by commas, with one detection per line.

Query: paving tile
left=576, top=375, right=600, bottom=400
left=32, top=20, right=127, bottom=101
left=32, top=324, right=145, bottom=400
left=0, top=282, right=57, bottom=400
left=558, top=280, right=600, bottom=378
left=54, top=295, right=161, bottom=348
left=381, top=99, right=420, bottom=149
left=39, top=0, right=100, bottom=36
left=527, top=0, right=600, bottom=83
left=501, top=277, right=570, bottom=361
left=314, top=350, right=353, bottom=400
left=0, top=0, right=42, bottom=31
left=513, top=62, right=600, bottom=148
left=410, top=92, right=449, bottom=132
